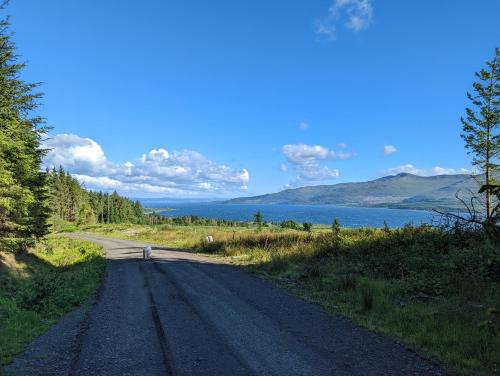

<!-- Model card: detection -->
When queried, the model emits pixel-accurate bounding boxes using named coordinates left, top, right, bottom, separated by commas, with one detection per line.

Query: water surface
left=145, top=203, right=437, bottom=228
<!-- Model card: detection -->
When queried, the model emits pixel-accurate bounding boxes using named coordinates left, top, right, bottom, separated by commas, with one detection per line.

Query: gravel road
left=7, top=234, right=443, bottom=376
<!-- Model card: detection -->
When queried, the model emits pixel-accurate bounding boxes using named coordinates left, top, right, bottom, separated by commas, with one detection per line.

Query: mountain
left=225, top=173, right=481, bottom=210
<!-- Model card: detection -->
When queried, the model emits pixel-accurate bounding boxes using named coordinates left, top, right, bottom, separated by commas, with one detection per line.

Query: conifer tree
left=461, top=48, right=500, bottom=225
left=0, top=2, right=50, bottom=250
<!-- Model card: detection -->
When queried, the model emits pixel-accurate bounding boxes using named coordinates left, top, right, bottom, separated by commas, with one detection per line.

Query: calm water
left=147, top=203, right=437, bottom=228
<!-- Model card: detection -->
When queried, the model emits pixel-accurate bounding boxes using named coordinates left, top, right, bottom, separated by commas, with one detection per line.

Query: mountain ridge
left=225, top=173, right=480, bottom=210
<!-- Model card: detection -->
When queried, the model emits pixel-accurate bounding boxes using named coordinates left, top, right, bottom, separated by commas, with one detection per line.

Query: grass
left=0, top=235, right=105, bottom=369
left=83, top=222, right=500, bottom=375
left=79, top=222, right=267, bottom=248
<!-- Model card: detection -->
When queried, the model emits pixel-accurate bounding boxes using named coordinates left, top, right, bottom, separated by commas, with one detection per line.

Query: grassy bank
left=0, top=236, right=105, bottom=368
left=83, top=223, right=500, bottom=375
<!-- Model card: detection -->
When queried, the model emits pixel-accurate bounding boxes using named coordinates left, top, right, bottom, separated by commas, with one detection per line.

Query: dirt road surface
left=7, top=234, right=443, bottom=376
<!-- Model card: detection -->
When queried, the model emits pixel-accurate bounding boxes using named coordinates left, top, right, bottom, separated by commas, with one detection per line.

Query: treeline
left=48, top=167, right=145, bottom=225
left=145, top=212, right=316, bottom=231
left=147, top=213, right=249, bottom=227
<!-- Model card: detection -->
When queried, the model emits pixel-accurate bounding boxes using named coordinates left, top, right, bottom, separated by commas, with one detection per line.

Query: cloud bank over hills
left=43, top=134, right=249, bottom=196
left=42, top=135, right=473, bottom=198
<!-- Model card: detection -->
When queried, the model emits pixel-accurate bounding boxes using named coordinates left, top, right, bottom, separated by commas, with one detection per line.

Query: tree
left=461, top=47, right=500, bottom=225
left=47, top=167, right=145, bottom=226
left=0, top=2, right=50, bottom=250
left=332, top=218, right=341, bottom=235
left=303, top=222, right=313, bottom=232
left=253, top=210, right=263, bottom=230
left=383, top=220, right=391, bottom=233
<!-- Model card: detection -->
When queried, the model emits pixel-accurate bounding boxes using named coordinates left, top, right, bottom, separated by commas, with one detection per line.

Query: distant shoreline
left=143, top=207, right=176, bottom=214
left=148, top=201, right=446, bottom=213
left=147, top=203, right=437, bottom=228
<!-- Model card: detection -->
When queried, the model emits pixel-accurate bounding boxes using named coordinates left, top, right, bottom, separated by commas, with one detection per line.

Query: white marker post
left=143, top=245, right=152, bottom=260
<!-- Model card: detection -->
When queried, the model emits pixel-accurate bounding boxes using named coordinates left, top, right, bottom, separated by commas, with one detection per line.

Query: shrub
left=303, top=222, right=313, bottom=232
left=280, top=220, right=301, bottom=230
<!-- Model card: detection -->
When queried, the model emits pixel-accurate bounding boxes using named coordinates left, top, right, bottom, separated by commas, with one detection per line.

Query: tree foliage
left=332, top=218, right=341, bottom=235
left=48, top=167, right=145, bottom=226
left=461, top=47, right=500, bottom=227
left=0, top=4, right=50, bottom=251
left=302, top=222, right=313, bottom=232
left=280, top=220, right=301, bottom=230
left=253, top=210, right=263, bottom=230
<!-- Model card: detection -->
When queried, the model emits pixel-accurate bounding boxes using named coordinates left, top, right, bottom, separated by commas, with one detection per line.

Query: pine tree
left=253, top=210, right=263, bottom=230
left=0, top=2, right=50, bottom=250
left=47, top=167, right=145, bottom=226
left=461, top=48, right=500, bottom=224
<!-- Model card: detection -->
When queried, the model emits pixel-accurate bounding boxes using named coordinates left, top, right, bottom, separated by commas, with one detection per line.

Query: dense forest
left=47, top=167, right=145, bottom=226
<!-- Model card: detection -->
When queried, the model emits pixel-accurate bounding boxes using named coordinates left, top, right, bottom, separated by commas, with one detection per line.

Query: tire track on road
left=139, top=262, right=174, bottom=376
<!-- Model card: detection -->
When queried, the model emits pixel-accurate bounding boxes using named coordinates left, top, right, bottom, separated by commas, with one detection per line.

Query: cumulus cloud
left=315, top=0, right=373, bottom=41
left=43, top=134, right=110, bottom=175
left=281, top=143, right=351, bottom=186
left=42, top=134, right=249, bottom=196
left=382, top=164, right=475, bottom=177
left=383, top=144, right=397, bottom=156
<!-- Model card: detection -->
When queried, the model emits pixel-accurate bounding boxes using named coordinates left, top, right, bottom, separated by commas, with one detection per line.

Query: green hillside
left=226, top=173, right=480, bottom=210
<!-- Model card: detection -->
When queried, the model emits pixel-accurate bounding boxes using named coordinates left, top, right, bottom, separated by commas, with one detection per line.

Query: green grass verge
left=0, top=236, right=105, bottom=369
left=82, top=223, right=500, bottom=375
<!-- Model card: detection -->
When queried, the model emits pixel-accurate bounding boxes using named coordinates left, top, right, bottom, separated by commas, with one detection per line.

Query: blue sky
left=9, top=0, right=500, bottom=197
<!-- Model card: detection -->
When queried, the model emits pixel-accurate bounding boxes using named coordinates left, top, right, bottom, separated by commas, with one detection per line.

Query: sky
left=8, top=0, right=500, bottom=198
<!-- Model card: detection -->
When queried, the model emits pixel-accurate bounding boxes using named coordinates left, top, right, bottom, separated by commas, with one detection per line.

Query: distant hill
left=225, top=173, right=481, bottom=211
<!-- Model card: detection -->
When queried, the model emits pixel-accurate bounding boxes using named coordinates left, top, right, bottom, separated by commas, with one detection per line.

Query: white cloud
left=315, top=0, right=373, bottom=41
left=280, top=163, right=288, bottom=172
left=314, top=16, right=337, bottom=41
left=296, top=165, right=339, bottom=181
left=73, top=175, right=123, bottom=190
left=299, top=121, right=309, bottom=130
left=281, top=143, right=352, bottom=186
left=338, top=142, right=348, bottom=148
left=42, top=134, right=250, bottom=196
left=382, top=164, right=475, bottom=177
left=383, top=144, right=397, bottom=155
left=282, top=143, right=352, bottom=165
left=43, top=134, right=110, bottom=175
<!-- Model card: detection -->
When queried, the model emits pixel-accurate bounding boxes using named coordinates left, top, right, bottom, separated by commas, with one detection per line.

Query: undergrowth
left=0, top=236, right=105, bottom=368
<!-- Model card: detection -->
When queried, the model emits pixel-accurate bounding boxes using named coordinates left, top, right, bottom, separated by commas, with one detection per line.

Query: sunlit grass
left=0, top=236, right=105, bottom=368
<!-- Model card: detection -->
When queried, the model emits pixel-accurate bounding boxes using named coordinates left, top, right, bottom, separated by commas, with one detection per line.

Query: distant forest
left=48, top=167, right=145, bottom=226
